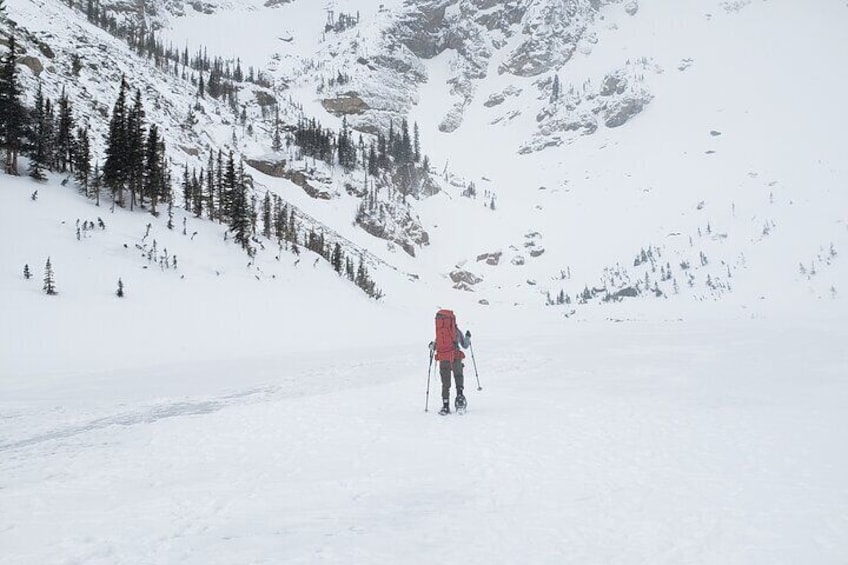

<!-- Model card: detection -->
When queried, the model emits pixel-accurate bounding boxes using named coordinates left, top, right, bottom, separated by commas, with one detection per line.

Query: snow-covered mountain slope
left=157, top=0, right=848, bottom=312
left=4, top=0, right=846, bottom=317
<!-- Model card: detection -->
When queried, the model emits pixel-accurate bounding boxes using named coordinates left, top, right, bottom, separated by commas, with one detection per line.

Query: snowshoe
left=455, top=394, right=467, bottom=414
left=438, top=403, right=451, bottom=416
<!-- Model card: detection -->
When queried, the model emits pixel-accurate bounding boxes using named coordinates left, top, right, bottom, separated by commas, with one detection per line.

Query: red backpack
left=435, top=309, right=463, bottom=361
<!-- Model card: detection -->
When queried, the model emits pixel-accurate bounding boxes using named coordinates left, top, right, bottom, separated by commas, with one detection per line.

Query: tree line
left=1, top=36, right=382, bottom=299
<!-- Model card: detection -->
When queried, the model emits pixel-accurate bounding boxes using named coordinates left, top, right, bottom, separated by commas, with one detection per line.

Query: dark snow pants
left=439, top=359, right=464, bottom=401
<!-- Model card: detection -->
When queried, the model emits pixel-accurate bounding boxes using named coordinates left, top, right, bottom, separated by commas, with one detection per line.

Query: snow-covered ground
left=2, top=316, right=847, bottom=564
left=3, top=0, right=848, bottom=562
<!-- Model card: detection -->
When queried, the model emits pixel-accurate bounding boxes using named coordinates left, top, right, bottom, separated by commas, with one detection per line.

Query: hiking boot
left=439, top=402, right=451, bottom=416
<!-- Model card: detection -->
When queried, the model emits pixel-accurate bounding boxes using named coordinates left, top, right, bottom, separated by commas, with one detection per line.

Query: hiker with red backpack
left=429, top=309, right=472, bottom=415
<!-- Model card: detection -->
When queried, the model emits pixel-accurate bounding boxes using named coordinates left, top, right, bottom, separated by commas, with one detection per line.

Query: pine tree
left=550, top=74, right=561, bottom=103
left=28, top=83, right=48, bottom=181
left=271, top=106, right=282, bottom=152
left=23, top=264, right=31, bottom=279
left=116, top=277, right=124, bottom=297
left=181, top=165, right=191, bottom=210
left=74, top=126, right=91, bottom=195
left=126, top=89, right=146, bottom=210
left=0, top=34, right=26, bottom=175
left=206, top=150, right=216, bottom=219
left=43, top=257, right=57, bottom=295
left=103, top=76, right=129, bottom=204
left=413, top=122, right=421, bottom=163
left=143, top=124, right=164, bottom=214
left=331, top=242, right=343, bottom=274
left=56, top=88, right=75, bottom=173
left=229, top=154, right=251, bottom=250
left=262, top=191, right=272, bottom=239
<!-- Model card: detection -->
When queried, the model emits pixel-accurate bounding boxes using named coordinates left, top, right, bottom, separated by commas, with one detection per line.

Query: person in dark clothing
left=431, top=311, right=471, bottom=414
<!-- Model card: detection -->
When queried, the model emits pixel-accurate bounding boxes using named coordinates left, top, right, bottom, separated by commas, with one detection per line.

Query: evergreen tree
left=331, top=242, right=343, bottom=274
left=23, top=263, right=31, bottom=279
left=56, top=88, right=76, bottom=172
left=192, top=169, right=203, bottom=217
left=216, top=150, right=224, bottom=218
left=206, top=150, right=216, bottom=219
left=43, top=257, right=57, bottom=295
left=228, top=153, right=251, bottom=250
left=74, top=126, right=91, bottom=195
left=0, top=35, right=26, bottom=175
left=181, top=164, right=191, bottom=210
left=116, top=277, right=124, bottom=297
left=399, top=119, right=412, bottom=165
left=28, top=83, right=49, bottom=181
left=103, top=76, right=129, bottom=204
left=550, top=74, right=561, bottom=103
left=143, top=124, right=164, bottom=214
left=262, top=191, right=272, bottom=239
left=413, top=121, right=421, bottom=163
left=126, top=89, right=146, bottom=209
left=271, top=105, right=282, bottom=152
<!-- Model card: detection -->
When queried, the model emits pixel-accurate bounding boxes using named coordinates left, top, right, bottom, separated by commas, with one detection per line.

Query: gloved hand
left=428, top=341, right=435, bottom=352
left=465, top=330, right=471, bottom=340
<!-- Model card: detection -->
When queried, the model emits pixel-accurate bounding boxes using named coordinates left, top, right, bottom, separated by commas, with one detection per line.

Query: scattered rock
left=600, top=71, right=628, bottom=96
left=245, top=159, right=332, bottom=200
left=511, top=255, right=526, bottom=266
left=529, top=248, right=546, bottom=258
left=484, top=92, right=506, bottom=108
left=710, top=130, right=722, bottom=136
left=625, top=1, right=639, bottom=15
left=476, top=251, right=502, bottom=265
left=478, top=299, right=490, bottom=306
left=612, top=286, right=639, bottom=299
left=37, top=42, right=55, bottom=60
left=602, top=95, right=651, bottom=128
left=439, top=103, right=466, bottom=133
left=18, top=56, right=44, bottom=76
left=450, top=269, right=483, bottom=287
left=254, top=91, right=277, bottom=107
left=321, top=92, right=370, bottom=116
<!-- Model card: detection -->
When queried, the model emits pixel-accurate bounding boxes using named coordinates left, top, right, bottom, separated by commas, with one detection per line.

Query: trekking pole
left=425, top=342, right=435, bottom=412
left=470, top=342, right=482, bottom=391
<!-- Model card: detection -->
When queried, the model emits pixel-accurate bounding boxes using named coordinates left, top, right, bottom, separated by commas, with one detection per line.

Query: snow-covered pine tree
left=262, top=191, right=272, bottom=239
left=43, top=257, right=57, bottom=295
left=23, top=264, right=31, bottom=279
left=550, top=74, right=561, bottom=103
left=116, top=278, right=124, bottom=297
left=331, top=242, right=343, bottom=274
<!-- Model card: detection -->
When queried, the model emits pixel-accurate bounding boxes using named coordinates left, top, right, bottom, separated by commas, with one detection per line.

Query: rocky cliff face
left=360, top=0, right=630, bottom=134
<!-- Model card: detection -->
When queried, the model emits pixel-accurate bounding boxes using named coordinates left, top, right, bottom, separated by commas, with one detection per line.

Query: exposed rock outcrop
left=246, top=159, right=333, bottom=200
left=322, top=93, right=371, bottom=116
